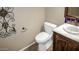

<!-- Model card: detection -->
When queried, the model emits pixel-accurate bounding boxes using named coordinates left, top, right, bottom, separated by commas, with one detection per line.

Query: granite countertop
left=53, top=23, right=79, bottom=42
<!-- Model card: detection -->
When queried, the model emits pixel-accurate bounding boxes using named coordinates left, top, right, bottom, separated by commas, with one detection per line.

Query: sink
left=63, top=24, right=79, bottom=35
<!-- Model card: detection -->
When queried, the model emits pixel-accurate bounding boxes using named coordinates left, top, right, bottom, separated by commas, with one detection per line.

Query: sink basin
left=63, top=24, right=79, bottom=35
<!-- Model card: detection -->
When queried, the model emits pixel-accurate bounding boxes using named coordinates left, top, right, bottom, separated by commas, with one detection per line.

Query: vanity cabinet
left=53, top=32, right=79, bottom=51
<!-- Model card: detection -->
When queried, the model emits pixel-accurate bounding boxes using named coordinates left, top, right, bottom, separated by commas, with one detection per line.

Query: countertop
left=53, top=23, right=79, bottom=42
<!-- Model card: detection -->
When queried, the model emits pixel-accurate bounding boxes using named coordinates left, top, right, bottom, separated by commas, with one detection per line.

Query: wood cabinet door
left=53, top=33, right=68, bottom=51
left=67, top=40, right=79, bottom=51
left=55, top=39, right=67, bottom=51
left=53, top=32, right=79, bottom=51
left=67, top=40, right=77, bottom=51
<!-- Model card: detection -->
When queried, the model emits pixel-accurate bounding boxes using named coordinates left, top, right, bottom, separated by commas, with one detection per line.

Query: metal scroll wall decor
left=0, top=7, right=16, bottom=38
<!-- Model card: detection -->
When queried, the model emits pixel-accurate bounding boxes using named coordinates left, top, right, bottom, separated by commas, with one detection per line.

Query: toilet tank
left=44, top=22, right=57, bottom=34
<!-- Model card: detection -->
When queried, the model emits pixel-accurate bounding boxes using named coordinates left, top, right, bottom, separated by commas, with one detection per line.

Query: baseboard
left=19, top=42, right=38, bottom=51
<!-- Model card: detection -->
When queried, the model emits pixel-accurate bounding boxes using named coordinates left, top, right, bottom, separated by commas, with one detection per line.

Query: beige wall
left=45, top=7, right=65, bottom=25
left=0, top=7, right=45, bottom=50
left=0, top=7, right=65, bottom=50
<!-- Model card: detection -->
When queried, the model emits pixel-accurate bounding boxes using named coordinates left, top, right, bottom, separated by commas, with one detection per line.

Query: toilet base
left=47, top=44, right=53, bottom=51
left=38, top=39, right=53, bottom=51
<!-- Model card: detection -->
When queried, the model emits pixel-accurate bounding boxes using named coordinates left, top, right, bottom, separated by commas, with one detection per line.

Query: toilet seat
left=35, top=32, right=50, bottom=43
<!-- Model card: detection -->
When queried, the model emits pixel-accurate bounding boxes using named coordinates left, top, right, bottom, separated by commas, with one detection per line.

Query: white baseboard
left=19, top=42, right=36, bottom=51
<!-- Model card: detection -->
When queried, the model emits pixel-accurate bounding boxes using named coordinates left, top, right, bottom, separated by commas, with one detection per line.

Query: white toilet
left=35, top=22, right=57, bottom=51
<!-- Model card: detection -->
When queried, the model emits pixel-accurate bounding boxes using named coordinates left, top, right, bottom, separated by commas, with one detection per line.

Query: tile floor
left=24, top=43, right=38, bottom=51
left=24, top=43, right=53, bottom=51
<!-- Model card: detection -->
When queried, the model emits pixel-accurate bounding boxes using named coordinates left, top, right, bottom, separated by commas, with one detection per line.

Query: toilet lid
left=35, top=32, right=50, bottom=43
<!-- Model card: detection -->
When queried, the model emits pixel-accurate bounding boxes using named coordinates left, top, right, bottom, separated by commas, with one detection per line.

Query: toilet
left=35, top=22, right=57, bottom=51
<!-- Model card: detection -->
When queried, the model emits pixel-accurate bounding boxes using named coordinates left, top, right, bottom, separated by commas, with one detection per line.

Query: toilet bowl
left=35, top=32, right=52, bottom=51
left=35, top=22, right=57, bottom=51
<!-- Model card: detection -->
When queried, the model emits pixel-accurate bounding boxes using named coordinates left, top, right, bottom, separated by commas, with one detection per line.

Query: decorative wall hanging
left=0, top=7, right=16, bottom=38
